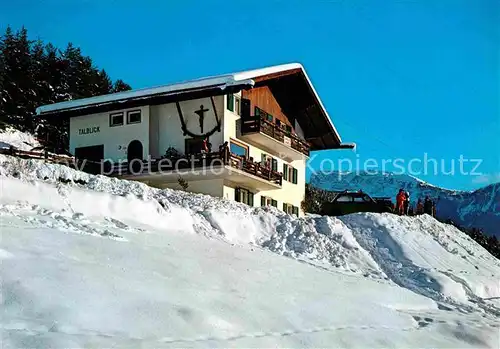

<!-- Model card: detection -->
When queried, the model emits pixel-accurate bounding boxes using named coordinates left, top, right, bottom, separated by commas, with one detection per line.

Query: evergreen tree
left=1, top=26, right=35, bottom=130
left=0, top=27, right=8, bottom=130
left=112, top=79, right=132, bottom=93
left=0, top=25, right=132, bottom=150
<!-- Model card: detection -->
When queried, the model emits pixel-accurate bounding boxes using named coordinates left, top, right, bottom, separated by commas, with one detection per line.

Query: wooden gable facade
left=242, top=85, right=293, bottom=128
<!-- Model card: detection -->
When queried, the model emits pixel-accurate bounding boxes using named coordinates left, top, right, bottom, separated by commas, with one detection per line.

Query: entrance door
left=127, top=140, right=143, bottom=173
left=75, top=144, right=104, bottom=162
left=74, top=145, right=104, bottom=175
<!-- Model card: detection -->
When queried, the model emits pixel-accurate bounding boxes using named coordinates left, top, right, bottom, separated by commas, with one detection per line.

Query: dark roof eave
left=37, top=81, right=254, bottom=119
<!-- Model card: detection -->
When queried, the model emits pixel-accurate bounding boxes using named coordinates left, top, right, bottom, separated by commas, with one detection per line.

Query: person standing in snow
left=416, top=199, right=424, bottom=215
left=396, top=189, right=406, bottom=215
left=423, top=196, right=433, bottom=215
left=404, top=190, right=410, bottom=215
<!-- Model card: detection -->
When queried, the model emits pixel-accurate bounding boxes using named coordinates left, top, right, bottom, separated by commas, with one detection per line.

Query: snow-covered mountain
left=310, top=171, right=500, bottom=238
left=1, top=154, right=500, bottom=348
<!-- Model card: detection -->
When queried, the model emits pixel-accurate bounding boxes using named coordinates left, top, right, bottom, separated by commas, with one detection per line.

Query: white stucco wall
left=68, top=92, right=306, bottom=216
left=69, top=106, right=150, bottom=161
left=222, top=93, right=306, bottom=216
left=151, top=96, right=225, bottom=157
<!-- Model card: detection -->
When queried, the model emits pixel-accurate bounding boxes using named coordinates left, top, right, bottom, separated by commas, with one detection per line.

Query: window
left=127, top=110, right=141, bottom=124
left=109, top=112, right=124, bottom=127
left=254, top=106, right=260, bottom=117
left=336, top=195, right=352, bottom=202
left=271, top=158, right=278, bottom=172
left=235, top=187, right=253, bottom=206
left=260, top=196, right=277, bottom=207
left=275, top=119, right=281, bottom=127
left=227, top=94, right=234, bottom=112
left=292, top=167, right=298, bottom=184
left=283, top=164, right=298, bottom=184
left=234, top=96, right=241, bottom=116
left=266, top=114, right=273, bottom=122
left=261, top=153, right=270, bottom=168
left=230, top=140, right=248, bottom=158
left=261, top=154, right=277, bottom=171
left=285, top=125, right=292, bottom=133
left=354, top=195, right=371, bottom=202
left=283, top=203, right=299, bottom=216
left=271, top=199, right=277, bottom=208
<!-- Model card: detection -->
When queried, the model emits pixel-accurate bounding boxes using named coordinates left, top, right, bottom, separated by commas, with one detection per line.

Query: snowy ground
left=1, top=154, right=500, bottom=348
left=0, top=127, right=40, bottom=151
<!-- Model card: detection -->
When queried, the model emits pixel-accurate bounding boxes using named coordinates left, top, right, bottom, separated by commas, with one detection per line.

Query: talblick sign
left=78, top=126, right=100, bottom=135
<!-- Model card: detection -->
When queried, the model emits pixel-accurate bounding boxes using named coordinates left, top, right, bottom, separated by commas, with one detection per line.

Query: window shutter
left=235, top=188, right=240, bottom=202
left=271, top=199, right=277, bottom=207
left=227, top=94, right=234, bottom=111
left=292, top=168, right=298, bottom=184
left=293, top=206, right=299, bottom=216
left=249, top=192, right=254, bottom=206
left=283, top=203, right=287, bottom=211
left=272, top=158, right=278, bottom=172
left=283, top=164, right=288, bottom=180
left=235, top=97, right=241, bottom=115
left=261, top=196, right=266, bottom=207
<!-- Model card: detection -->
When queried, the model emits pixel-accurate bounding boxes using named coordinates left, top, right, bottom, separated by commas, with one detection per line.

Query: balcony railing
left=81, top=148, right=282, bottom=186
left=227, top=153, right=282, bottom=186
left=240, top=108, right=310, bottom=156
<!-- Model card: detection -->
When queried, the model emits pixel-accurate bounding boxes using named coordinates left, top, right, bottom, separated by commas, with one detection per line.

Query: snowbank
left=1, top=154, right=499, bottom=303
left=310, top=170, right=500, bottom=237
left=0, top=127, right=40, bottom=151
left=1, top=154, right=500, bottom=347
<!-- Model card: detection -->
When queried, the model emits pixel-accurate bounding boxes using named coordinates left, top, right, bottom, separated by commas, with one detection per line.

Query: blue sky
left=2, top=0, right=499, bottom=191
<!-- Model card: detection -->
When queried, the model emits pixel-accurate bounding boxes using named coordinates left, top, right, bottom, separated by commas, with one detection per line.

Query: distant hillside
left=309, top=171, right=500, bottom=238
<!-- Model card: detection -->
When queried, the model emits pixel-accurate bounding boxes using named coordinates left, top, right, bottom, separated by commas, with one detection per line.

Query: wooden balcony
left=240, top=109, right=310, bottom=160
left=91, top=149, right=282, bottom=190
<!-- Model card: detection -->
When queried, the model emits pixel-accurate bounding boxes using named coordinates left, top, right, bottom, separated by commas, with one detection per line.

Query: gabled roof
left=36, top=63, right=352, bottom=151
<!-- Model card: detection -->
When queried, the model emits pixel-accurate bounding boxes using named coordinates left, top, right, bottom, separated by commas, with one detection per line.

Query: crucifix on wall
left=175, top=97, right=221, bottom=139
left=194, top=105, right=209, bottom=133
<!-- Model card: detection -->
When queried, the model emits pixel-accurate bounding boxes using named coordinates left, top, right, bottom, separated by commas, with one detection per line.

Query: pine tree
left=0, top=26, right=132, bottom=151
left=0, top=27, right=9, bottom=130
left=112, top=79, right=132, bottom=93
left=94, top=69, right=113, bottom=95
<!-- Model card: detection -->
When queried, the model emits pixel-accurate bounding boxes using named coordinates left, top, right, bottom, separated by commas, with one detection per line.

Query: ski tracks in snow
left=0, top=203, right=128, bottom=242
left=340, top=213, right=500, bottom=319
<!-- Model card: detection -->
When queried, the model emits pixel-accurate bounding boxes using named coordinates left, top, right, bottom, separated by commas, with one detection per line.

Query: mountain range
left=309, top=171, right=500, bottom=238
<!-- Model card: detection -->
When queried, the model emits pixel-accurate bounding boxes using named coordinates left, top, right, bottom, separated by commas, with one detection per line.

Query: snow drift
left=1, top=154, right=500, bottom=348
left=310, top=170, right=500, bottom=237
left=0, top=127, right=40, bottom=151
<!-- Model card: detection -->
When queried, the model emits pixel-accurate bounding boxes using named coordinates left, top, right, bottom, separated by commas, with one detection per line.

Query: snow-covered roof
left=36, top=73, right=254, bottom=116
left=36, top=63, right=344, bottom=145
